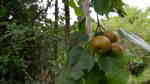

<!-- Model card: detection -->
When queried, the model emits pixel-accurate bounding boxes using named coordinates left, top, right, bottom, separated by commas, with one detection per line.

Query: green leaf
left=92, top=0, right=125, bottom=16
left=70, top=32, right=89, bottom=46
left=56, top=67, right=82, bottom=84
left=84, top=63, right=107, bottom=84
left=98, top=54, right=130, bottom=84
left=70, top=48, right=95, bottom=80
left=92, top=0, right=111, bottom=15
left=69, top=0, right=84, bottom=16
left=67, top=45, right=95, bottom=80
left=70, top=65, right=84, bottom=80
left=68, top=46, right=84, bottom=66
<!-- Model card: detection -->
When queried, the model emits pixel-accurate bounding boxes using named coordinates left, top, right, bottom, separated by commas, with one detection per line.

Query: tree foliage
left=92, top=0, right=126, bottom=16
left=1, top=0, right=149, bottom=84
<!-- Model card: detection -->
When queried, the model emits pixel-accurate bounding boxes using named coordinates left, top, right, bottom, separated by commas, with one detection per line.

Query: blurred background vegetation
left=1, top=0, right=150, bottom=84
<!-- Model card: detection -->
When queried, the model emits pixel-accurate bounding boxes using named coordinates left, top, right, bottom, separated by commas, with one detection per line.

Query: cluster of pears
left=91, top=31, right=125, bottom=55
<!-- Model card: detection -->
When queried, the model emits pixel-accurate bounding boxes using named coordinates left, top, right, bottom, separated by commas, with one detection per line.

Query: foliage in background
left=104, top=6, right=150, bottom=42
left=103, top=6, right=150, bottom=84
left=0, top=21, right=66, bottom=83
left=1, top=0, right=150, bottom=84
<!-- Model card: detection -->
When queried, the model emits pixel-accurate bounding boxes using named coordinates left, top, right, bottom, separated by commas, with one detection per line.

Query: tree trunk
left=64, top=0, right=70, bottom=45
left=53, top=0, right=58, bottom=60
left=51, top=0, right=59, bottom=84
